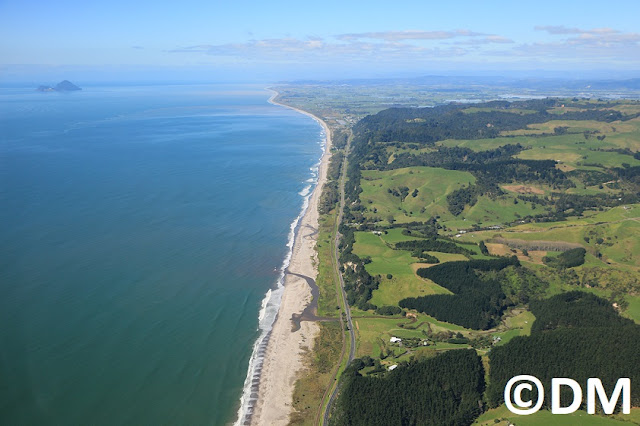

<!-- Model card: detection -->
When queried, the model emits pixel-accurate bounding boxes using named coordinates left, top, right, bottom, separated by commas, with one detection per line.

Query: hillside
left=328, top=97, right=640, bottom=425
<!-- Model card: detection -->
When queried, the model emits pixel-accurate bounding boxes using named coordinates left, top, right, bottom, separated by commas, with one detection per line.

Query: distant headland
left=37, top=80, right=82, bottom=92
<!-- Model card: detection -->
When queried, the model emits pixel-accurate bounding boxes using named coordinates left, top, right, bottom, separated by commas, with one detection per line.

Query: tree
left=399, top=186, right=410, bottom=201
left=479, top=240, right=489, bottom=256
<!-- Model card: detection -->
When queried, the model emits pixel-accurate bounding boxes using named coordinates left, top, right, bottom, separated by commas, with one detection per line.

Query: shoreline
left=236, top=89, right=332, bottom=425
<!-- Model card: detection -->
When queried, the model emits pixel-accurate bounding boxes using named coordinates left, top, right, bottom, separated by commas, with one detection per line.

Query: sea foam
left=234, top=120, right=325, bottom=426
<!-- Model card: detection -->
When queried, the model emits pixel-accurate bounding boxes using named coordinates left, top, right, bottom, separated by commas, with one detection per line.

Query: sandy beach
left=245, top=91, right=331, bottom=425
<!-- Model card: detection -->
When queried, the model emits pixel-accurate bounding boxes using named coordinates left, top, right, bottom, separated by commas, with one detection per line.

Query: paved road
left=322, top=140, right=355, bottom=426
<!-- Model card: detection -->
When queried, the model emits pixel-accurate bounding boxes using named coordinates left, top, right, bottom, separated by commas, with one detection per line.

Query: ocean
left=0, top=84, right=324, bottom=425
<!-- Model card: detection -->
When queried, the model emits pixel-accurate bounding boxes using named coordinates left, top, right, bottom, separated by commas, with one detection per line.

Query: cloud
left=170, top=38, right=326, bottom=56
left=535, top=25, right=619, bottom=36
left=488, top=26, right=640, bottom=64
left=336, top=29, right=485, bottom=41
left=169, top=34, right=477, bottom=64
left=168, top=26, right=639, bottom=68
left=168, top=28, right=515, bottom=65
left=455, top=35, right=514, bottom=46
left=532, top=25, right=640, bottom=48
left=535, top=25, right=583, bottom=35
left=485, top=35, right=514, bottom=44
left=516, top=25, right=640, bottom=59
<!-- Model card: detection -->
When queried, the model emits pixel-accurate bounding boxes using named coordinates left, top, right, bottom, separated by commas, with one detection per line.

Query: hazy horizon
left=1, top=0, right=639, bottom=83
left=2, top=69, right=640, bottom=88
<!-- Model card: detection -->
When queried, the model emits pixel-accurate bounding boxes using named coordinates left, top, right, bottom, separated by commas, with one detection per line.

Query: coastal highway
left=334, top=145, right=356, bottom=363
left=322, top=137, right=355, bottom=425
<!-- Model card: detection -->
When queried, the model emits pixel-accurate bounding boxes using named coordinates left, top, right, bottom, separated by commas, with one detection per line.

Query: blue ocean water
left=0, top=84, right=323, bottom=425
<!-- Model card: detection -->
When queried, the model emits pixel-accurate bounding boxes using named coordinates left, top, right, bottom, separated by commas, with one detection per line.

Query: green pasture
left=438, top=135, right=541, bottom=152
left=485, top=204, right=639, bottom=231
left=379, top=229, right=477, bottom=259
left=506, top=119, right=623, bottom=135
left=624, top=295, right=640, bottom=324
left=609, top=104, right=640, bottom=114
left=386, top=145, right=436, bottom=163
left=517, top=145, right=640, bottom=169
left=354, top=315, right=470, bottom=359
left=459, top=207, right=640, bottom=269
left=360, top=166, right=475, bottom=224
left=315, top=214, right=341, bottom=317
left=446, top=194, right=540, bottom=229
left=474, top=405, right=637, bottom=425
left=352, top=231, right=452, bottom=307
left=504, top=309, right=534, bottom=332
left=361, top=165, right=545, bottom=229
left=378, top=227, right=421, bottom=244
left=509, top=119, right=640, bottom=168
left=461, top=107, right=538, bottom=115
left=493, top=310, right=535, bottom=346
left=606, top=117, right=640, bottom=150
left=436, top=117, right=640, bottom=170
left=516, top=264, right=640, bottom=326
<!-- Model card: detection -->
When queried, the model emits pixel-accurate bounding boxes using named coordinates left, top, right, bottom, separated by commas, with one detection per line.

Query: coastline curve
left=234, top=89, right=332, bottom=426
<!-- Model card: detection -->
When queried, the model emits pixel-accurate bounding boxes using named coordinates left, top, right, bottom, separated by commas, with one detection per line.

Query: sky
left=1, top=0, right=639, bottom=82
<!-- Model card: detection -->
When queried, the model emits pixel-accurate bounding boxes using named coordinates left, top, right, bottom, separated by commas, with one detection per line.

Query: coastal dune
left=246, top=92, right=332, bottom=425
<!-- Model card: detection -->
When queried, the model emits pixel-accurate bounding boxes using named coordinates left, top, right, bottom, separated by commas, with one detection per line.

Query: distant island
left=37, top=80, right=81, bottom=92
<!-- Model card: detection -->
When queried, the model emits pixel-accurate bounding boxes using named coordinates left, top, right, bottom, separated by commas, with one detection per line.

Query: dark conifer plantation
left=332, top=350, right=485, bottom=426
left=486, top=292, right=640, bottom=409
left=399, top=258, right=518, bottom=329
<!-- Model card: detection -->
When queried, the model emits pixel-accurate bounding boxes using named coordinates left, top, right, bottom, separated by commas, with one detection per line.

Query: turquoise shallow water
left=0, top=84, right=323, bottom=425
